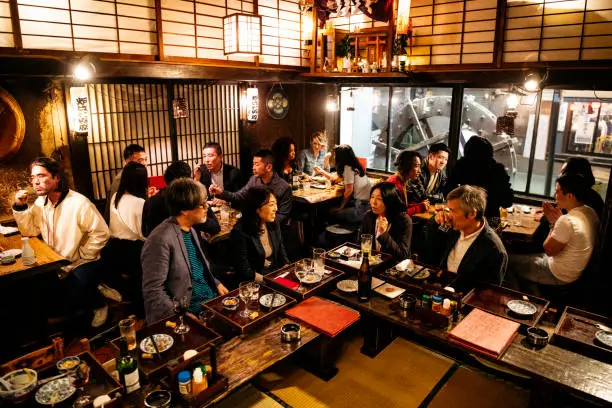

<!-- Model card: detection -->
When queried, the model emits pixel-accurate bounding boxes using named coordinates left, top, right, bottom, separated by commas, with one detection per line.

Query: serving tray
left=264, top=262, right=344, bottom=301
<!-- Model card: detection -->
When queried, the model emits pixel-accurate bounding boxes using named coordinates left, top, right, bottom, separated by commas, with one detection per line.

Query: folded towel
left=274, top=276, right=300, bottom=290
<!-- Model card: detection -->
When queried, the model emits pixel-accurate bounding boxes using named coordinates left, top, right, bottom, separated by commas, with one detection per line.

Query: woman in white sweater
left=104, top=161, right=148, bottom=313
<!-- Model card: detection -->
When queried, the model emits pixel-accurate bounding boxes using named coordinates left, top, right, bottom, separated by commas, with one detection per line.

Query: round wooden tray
left=0, top=87, right=26, bottom=162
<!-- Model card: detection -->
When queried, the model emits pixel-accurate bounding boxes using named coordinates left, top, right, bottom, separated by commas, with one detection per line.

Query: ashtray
left=526, top=327, right=549, bottom=348
left=280, top=323, right=301, bottom=342
left=222, top=297, right=239, bottom=311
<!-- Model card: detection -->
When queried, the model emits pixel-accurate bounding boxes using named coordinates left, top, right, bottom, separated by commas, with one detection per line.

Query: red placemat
left=285, top=296, right=359, bottom=337
left=274, top=276, right=300, bottom=290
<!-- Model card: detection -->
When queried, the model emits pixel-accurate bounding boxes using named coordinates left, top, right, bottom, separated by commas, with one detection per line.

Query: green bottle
left=117, top=337, right=140, bottom=394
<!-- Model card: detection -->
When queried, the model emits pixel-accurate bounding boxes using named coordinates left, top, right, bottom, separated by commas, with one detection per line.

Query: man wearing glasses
left=13, top=157, right=112, bottom=327
left=141, top=178, right=228, bottom=324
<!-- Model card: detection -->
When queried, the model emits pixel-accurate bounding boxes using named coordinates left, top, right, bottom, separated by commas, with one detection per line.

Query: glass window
left=340, top=86, right=452, bottom=172
left=548, top=90, right=612, bottom=199
left=461, top=88, right=539, bottom=194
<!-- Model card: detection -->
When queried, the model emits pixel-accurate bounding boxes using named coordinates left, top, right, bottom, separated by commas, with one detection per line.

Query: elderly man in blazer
left=142, top=178, right=228, bottom=324
left=423, top=185, right=508, bottom=292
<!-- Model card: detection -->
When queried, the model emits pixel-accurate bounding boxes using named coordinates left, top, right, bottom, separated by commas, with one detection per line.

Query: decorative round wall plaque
left=0, top=87, right=26, bottom=162
left=266, top=86, right=289, bottom=120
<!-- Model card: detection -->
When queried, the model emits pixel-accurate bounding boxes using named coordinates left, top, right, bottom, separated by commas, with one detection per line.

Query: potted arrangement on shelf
left=335, top=35, right=353, bottom=72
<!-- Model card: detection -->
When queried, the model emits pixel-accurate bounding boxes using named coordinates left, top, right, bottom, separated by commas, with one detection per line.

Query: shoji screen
left=0, top=0, right=12, bottom=48
left=258, top=0, right=305, bottom=66
left=16, top=0, right=157, bottom=55
left=410, top=0, right=497, bottom=65
left=504, top=0, right=612, bottom=63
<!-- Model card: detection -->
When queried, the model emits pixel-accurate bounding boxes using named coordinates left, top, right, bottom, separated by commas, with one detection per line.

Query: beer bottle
left=117, top=337, right=140, bottom=394
left=358, top=252, right=371, bottom=302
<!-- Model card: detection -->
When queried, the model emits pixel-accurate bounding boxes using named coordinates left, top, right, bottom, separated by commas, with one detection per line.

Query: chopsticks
left=149, top=334, right=161, bottom=360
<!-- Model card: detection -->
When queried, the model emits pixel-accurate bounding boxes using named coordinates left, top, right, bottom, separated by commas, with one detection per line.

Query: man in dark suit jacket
left=141, top=178, right=228, bottom=324
left=142, top=161, right=220, bottom=238
left=195, top=142, right=243, bottom=203
left=423, top=185, right=508, bottom=292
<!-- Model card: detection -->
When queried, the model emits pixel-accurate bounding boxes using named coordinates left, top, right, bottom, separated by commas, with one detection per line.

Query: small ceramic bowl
left=0, top=368, right=38, bottom=402
left=56, top=356, right=81, bottom=372
left=222, top=296, right=239, bottom=311
left=280, top=323, right=301, bottom=343
left=1, top=255, right=15, bottom=265
left=526, top=327, right=549, bottom=347
left=144, top=389, right=172, bottom=408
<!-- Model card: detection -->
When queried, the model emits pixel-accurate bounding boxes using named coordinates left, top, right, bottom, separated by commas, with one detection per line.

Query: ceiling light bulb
left=507, top=94, right=519, bottom=110
left=524, top=79, right=539, bottom=92
left=74, top=63, right=93, bottom=81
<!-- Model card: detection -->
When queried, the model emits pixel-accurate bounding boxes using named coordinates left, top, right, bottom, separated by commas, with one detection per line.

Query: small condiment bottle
left=178, top=370, right=192, bottom=398
left=192, top=367, right=207, bottom=397
left=431, top=295, right=443, bottom=313
left=441, top=298, right=451, bottom=316
left=421, top=294, right=431, bottom=310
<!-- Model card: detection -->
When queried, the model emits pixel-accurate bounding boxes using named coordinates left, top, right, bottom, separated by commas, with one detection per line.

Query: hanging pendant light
left=223, top=13, right=262, bottom=55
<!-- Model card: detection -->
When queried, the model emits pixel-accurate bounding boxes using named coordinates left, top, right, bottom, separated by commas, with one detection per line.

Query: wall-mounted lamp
left=69, top=86, right=90, bottom=133
left=303, top=10, right=313, bottom=47
left=506, top=93, right=519, bottom=110
left=326, top=94, right=339, bottom=112
left=245, top=86, right=259, bottom=122
left=73, top=58, right=96, bottom=81
left=223, top=13, right=262, bottom=55
left=523, top=72, right=540, bottom=92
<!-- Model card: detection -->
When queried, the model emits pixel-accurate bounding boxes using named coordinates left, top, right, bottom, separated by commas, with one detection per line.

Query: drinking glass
left=325, top=179, right=332, bottom=189
left=71, top=362, right=91, bottom=407
left=302, top=258, right=314, bottom=274
left=294, top=262, right=307, bottom=291
left=239, top=282, right=252, bottom=318
left=249, top=282, right=260, bottom=301
left=360, top=234, right=373, bottom=256
left=220, top=205, right=231, bottom=227
left=303, top=181, right=311, bottom=194
left=198, top=309, right=214, bottom=327
left=172, top=296, right=190, bottom=334
left=313, top=248, right=326, bottom=276
left=499, top=207, right=508, bottom=222
left=118, top=318, right=137, bottom=351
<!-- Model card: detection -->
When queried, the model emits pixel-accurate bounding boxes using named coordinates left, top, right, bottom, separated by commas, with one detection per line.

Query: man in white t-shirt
left=506, top=174, right=599, bottom=291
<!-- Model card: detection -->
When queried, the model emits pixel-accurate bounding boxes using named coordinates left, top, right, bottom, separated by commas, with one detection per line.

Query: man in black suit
left=423, top=185, right=508, bottom=292
left=142, top=161, right=220, bottom=238
left=195, top=142, right=243, bottom=205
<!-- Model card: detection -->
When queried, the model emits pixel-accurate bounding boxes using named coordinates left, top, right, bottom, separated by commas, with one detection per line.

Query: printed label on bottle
left=123, top=370, right=140, bottom=393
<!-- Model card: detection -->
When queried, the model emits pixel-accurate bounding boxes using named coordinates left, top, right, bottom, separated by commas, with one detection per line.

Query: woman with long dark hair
left=360, top=182, right=412, bottom=261
left=104, top=161, right=148, bottom=313
left=317, top=145, right=371, bottom=224
left=272, top=136, right=297, bottom=182
left=230, top=187, right=289, bottom=282
left=387, top=150, right=430, bottom=216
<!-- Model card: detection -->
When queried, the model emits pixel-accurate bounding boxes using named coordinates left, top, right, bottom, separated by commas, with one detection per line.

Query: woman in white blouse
left=103, top=161, right=149, bottom=314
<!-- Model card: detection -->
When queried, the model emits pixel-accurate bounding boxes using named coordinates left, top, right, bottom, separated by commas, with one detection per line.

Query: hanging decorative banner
left=246, top=87, right=259, bottom=122
left=173, top=97, right=189, bottom=119
left=70, top=86, right=89, bottom=134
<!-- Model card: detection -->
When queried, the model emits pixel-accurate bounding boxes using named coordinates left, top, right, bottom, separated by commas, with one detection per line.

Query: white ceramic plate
left=35, top=377, right=76, bottom=405
left=0, top=249, right=22, bottom=258
left=336, top=279, right=358, bottom=293
left=299, top=273, right=322, bottom=284
left=507, top=300, right=537, bottom=316
left=139, top=333, right=174, bottom=354
left=595, top=330, right=612, bottom=348
left=259, top=293, right=287, bottom=308
left=374, top=283, right=406, bottom=299
left=311, top=184, right=326, bottom=190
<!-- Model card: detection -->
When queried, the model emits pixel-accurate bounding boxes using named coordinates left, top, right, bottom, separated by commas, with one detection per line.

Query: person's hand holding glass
left=435, top=207, right=452, bottom=232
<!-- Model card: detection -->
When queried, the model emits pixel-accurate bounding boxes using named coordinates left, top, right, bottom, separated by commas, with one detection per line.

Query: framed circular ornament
left=266, top=86, right=289, bottom=119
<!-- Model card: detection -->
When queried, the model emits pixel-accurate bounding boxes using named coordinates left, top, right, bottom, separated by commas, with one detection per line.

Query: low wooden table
left=501, top=205, right=542, bottom=239
left=330, top=289, right=612, bottom=407
left=0, top=233, right=69, bottom=281
left=293, top=184, right=344, bottom=204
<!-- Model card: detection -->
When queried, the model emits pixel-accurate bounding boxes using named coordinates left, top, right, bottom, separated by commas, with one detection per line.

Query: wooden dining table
left=292, top=177, right=383, bottom=205
left=206, top=208, right=241, bottom=243
left=501, top=204, right=542, bottom=239
left=0, top=233, right=69, bottom=281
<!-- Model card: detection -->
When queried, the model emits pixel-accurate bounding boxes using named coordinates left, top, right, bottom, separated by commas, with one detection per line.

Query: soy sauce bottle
left=358, top=252, right=371, bottom=302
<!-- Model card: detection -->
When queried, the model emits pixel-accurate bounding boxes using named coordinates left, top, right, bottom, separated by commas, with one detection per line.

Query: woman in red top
left=387, top=150, right=431, bottom=216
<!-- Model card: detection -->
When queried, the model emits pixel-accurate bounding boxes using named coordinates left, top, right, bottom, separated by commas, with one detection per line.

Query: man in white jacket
left=13, top=158, right=112, bottom=327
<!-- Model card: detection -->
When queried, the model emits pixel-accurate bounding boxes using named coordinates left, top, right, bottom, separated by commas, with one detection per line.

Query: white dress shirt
left=109, top=193, right=145, bottom=241
left=446, top=222, right=485, bottom=273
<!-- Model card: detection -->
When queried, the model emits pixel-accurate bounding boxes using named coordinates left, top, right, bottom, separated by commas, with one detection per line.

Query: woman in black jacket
left=230, top=187, right=289, bottom=281
left=445, top=136, right=513, bottom=217
left=360, top=182, right=413, bottom=262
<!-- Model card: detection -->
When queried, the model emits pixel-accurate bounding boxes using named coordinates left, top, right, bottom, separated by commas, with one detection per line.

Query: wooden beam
left=493, top=0, right=507, bottom=69
left=7, top=0, right=22, bottom=50
left=154, top=0, right=165, bottom=61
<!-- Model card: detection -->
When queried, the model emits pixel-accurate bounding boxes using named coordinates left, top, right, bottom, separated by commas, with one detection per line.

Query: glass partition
left=340, top=86, right=453, bottom=172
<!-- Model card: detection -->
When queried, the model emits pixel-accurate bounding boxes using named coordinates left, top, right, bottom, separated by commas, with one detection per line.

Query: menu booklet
left=285, top=296, right=360, bottom=338
left=449, top=308, right=520, bottom=359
